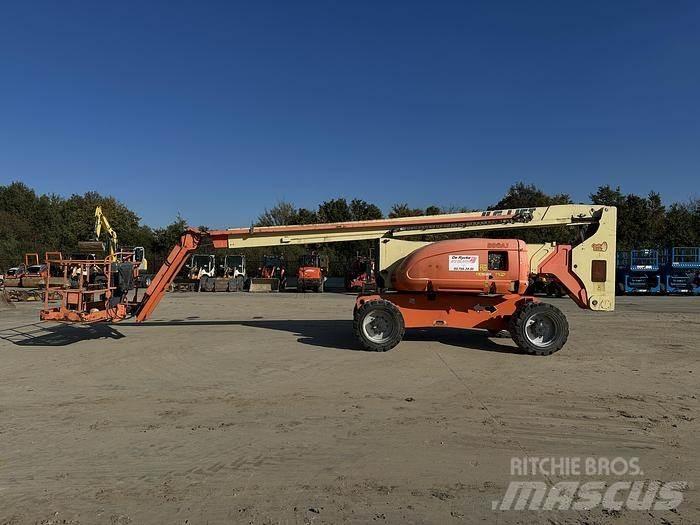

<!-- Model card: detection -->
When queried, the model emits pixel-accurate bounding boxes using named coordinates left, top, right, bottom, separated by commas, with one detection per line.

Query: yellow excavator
left=77, top=206, right=149, bottom=278
left=78, top=206, right=119, bottom=261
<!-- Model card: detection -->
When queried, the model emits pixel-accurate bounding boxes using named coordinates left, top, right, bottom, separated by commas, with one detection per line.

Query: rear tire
left=354, top=299, right=405, bottom=352
left=509, top=302, right=568, bottom=356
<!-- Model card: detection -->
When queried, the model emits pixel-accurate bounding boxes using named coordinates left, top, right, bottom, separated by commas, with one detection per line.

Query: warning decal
left=448, top=254, right=479, bottom=272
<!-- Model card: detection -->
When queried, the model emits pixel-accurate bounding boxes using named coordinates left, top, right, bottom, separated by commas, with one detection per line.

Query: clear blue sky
left=1, top=1, right=698, bottom=228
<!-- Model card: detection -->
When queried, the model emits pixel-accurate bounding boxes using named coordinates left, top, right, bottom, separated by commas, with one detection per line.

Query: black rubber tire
left=509, top=302, right=569, bottom=356
left=353, top=299, right=405, bottom=352
left=199, top=275, right=214, bottom=292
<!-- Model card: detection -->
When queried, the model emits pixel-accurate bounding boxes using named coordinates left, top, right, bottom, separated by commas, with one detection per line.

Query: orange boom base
left=356, top=292, right=532, bottom=333
left=352, top=238, right=581, bottom=355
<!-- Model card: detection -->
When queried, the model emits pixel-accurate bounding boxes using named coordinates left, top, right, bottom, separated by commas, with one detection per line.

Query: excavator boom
left=78, top=206, right=119, bottom=259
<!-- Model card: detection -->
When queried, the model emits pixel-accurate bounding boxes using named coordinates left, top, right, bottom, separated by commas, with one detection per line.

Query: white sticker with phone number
left=449, top=255, right=479, bottom=272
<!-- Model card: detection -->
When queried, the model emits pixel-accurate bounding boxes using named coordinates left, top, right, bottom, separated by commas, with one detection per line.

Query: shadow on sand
left=121, top=318, right=519, bottom=354
left=1, top=318, right=519, bottom=354
left=0, top=322, right=125, bottom=347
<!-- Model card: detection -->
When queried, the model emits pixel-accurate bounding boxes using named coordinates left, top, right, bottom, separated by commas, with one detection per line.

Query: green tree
left=590, top=185, right=625, bottom=207
left=488, top=183, right=573, bottom=243
left=290, top=208, right=319, bottom=224
left=150, top=215, right=188, bottom=265
left=491, top=182, right=572, bottom=210
left=0, top=182, right=154, bottom=270
left=388, top=203, right=424, bottom=218
left=664, top=202, right=698, bottom=247
left=349, top=199, right=383, bottom=221
left=256, top=201, right=297, bottom=227
left=0, top=183, right=38, bottom=269
left=318, top=198, right=352, bottom=223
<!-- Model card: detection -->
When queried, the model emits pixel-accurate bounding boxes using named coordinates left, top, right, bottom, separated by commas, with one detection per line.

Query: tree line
left=1, top=181, right=698, bottom=273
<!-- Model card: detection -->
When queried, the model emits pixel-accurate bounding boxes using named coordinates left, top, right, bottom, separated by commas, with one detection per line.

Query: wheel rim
left=524, top=311, right=560, bottom=347
left=362, top=309, right=396, bottom=344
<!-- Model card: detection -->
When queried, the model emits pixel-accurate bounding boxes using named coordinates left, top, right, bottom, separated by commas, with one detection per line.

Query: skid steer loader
left=186, top=254, right=216, bottom=291
left=213, top=254, right=247, bottom=292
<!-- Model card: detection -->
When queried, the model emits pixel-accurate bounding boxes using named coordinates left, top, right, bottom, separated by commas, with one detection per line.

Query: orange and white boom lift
left=41, top=204, right=616, bottom=355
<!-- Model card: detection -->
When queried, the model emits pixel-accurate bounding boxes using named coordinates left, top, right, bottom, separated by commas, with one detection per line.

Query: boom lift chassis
left=41, top=205, right=616, bottom=354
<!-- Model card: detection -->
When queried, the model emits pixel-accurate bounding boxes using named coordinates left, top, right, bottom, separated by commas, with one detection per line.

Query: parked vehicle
left=297, top=253, right=328, bottom=292
left=3, top=265, right=24, bottom=287
left=664, top=247, right=700, bottom=295
left=214, top=254, right=247, bottom=291
left=345, top=256, right=376, bottom=292
left=2, top=253, right=61, bottom=288
left=618, top=249, right=662, bottom=294
left=250, top=255, right=286, bottom=292
left=186, top=254, right=216, bottom=291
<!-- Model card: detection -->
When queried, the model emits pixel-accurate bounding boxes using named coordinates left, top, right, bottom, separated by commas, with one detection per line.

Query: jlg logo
left=592, top=242, right=608, bottom=252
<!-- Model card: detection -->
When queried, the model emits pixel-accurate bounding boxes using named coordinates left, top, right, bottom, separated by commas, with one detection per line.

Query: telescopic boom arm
left=131, top=205, right=616, bottom=322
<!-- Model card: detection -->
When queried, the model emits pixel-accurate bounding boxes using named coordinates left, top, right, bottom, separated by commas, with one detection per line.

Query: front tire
left=229, top=275, right=245, bottom=292
left=353, top=299, right=405, bottom=352
left=199, top=275, right=214, bottom=292
left=509, top=302, right=569, bottom=356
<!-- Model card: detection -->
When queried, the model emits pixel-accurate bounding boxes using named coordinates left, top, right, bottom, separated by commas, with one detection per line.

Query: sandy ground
left=0, top=292, right=698, bottom=524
